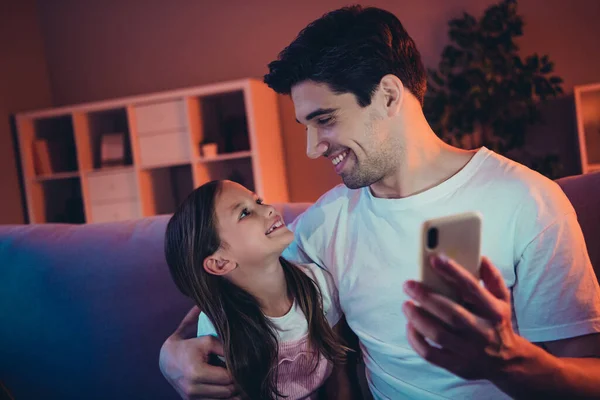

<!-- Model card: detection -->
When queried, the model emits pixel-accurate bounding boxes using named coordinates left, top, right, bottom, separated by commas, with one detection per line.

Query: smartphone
left=420, top=211, right=482, bottom=303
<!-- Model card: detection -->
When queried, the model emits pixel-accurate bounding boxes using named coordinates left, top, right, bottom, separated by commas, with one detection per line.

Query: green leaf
left=512, top=56, right=524, bottom=69
left=540, top=60, right=553, bottom=74
left=549, top=76, right=563, bottom=85
left=526, top=54, right=540, bottom=69
left=429, top=71, right=445, bottom=86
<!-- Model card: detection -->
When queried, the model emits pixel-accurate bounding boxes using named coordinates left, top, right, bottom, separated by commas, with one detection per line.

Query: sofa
left=1, top=173, right=599, bottom=399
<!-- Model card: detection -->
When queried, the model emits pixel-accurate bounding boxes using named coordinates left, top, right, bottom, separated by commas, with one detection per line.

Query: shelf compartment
left=80, top=108, right=134, bottom=170
left=139, top=164, right=194, bottom=216
left=31, top=115, right=79, bottom=176
left=189, top=91, right=251, bottom=159
left=193, top=157, right=255, bottom=192
left=30, top=177, right=85, bottom=223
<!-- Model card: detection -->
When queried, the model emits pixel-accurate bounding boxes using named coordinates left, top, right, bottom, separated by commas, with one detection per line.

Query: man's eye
left=317, top=117, right=332, bottom=125
left=240, top=208, right=250, bottom=219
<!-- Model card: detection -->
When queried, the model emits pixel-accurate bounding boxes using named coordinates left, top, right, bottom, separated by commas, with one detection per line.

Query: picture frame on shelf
left=575, top=83, right=600, bottom=174
left=100, top=132, right=126, bottom=167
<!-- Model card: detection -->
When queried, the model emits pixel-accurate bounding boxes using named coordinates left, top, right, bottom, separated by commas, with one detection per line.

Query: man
left=159, top=6, right=600, bottom=399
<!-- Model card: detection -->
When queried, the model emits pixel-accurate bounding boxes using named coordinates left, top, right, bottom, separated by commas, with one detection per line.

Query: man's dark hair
left=264, top=5, right=427, bottom=107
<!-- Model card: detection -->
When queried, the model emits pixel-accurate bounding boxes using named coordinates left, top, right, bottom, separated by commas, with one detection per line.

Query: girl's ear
left=203, top=252, right=238, bottom=276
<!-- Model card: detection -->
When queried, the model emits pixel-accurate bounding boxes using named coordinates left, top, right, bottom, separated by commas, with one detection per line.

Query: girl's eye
left=256, top=198, right=264, bottom=205
left=239, top=208, right=250, bottom=220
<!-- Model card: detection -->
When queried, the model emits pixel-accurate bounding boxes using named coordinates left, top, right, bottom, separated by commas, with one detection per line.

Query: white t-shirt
left=283, top=147, right=600, bottom=399
left=197, top=263, right=342, bottom=340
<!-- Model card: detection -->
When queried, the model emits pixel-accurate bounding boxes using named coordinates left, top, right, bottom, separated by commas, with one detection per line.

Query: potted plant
left=423, top=0, right=564, bottom=178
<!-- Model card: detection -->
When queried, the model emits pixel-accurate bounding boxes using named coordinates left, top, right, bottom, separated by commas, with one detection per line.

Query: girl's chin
left=273, top=230, right=294, bottom=249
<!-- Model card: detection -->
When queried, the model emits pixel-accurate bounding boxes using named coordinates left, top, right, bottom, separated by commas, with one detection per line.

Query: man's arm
left=542, top=333, right=600, bottom=358
left=322, top=317, right=364, bottom=400
left=487, top=333, right=600, bottom=399
left=159, top=307, right=240, bottom=400
left=493, top=333, right=600, bottom=399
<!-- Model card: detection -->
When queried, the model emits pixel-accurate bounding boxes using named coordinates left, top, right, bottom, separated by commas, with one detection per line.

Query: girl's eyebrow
left=230, top=194, right=257, bottom=215
left=230, top=202, right=244, bottom=215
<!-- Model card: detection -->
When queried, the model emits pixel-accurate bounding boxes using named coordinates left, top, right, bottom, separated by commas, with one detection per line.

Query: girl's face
left=212, top=181, right=294, bottom=268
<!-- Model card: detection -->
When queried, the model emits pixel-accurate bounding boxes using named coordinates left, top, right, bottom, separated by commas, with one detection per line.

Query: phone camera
left=427, top=227, right=438, bottom=249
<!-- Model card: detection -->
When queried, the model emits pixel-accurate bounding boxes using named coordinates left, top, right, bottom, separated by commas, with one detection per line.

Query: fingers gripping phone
left=420, top=212, right=483, bottom=303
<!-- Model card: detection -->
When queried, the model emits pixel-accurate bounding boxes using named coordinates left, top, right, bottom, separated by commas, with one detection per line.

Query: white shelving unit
left=574, top=83, right=600, bottom=174
left=14, top=78, right=289, bottom=223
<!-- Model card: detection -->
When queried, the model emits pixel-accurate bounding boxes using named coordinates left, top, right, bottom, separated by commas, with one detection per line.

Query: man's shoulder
left=290, top=184, right=361, bottom=237
left=477, top=150, right=574, bottom=226
left=478, top=150, right=571, bottom=209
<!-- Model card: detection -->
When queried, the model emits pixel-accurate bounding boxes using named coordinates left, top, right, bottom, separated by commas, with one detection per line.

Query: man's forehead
left=291, top=81, right=347, bottom=122
left=292, top=81, right=336, bottom=101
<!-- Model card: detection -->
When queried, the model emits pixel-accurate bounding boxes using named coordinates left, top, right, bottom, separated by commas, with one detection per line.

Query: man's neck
left=370, top=110, right=476, bottom=199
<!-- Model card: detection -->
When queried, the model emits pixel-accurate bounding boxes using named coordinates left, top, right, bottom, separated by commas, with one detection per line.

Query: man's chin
left=341, top=167, right=385, bottom=189
left=341, top=174, right=370, bottom=190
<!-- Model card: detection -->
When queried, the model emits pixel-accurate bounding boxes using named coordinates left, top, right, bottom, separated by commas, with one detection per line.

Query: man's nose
left=306, top=127, right=329, bottom=159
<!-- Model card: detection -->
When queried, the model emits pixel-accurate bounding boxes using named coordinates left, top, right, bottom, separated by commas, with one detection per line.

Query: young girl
left=164, top=180, right=358, bottom=400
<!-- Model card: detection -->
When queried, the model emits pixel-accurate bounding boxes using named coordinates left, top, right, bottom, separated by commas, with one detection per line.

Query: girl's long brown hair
left=164, top=181, right=346, bottom=399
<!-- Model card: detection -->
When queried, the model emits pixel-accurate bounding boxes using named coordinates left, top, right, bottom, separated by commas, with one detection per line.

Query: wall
left=0, top=0, right=53, bottom=224
left=35, top=0, right=600, bottom=202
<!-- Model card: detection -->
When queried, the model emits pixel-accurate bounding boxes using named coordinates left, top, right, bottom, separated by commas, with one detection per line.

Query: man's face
left=291, top=80, right=401, bottom=189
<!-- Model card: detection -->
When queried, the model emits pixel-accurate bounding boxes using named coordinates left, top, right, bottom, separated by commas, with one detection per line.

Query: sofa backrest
left=0, top=173, right=598, bottom=399
left=556, top=172, right=600, bottom=279
left=0, top=203, right=310, bottom=400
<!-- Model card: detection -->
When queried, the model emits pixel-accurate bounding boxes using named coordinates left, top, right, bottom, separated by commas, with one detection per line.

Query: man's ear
left=203, top=252, right=238, bottom=276
left=380, top=74, right=404, bottom=117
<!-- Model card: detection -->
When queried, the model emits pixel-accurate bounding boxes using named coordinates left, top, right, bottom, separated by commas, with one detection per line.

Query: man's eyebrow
left=295, top=108, right=337, bottom=124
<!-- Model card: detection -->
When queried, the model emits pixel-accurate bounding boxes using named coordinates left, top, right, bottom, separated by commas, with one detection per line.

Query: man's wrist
left=491, top=335, right=565, bottom=398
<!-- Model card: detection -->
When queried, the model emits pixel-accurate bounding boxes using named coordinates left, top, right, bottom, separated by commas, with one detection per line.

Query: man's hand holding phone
left=403, top=213, right=526, bottom=382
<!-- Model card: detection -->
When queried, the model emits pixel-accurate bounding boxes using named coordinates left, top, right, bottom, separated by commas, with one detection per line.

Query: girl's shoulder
left=294, top=263, right=342, bottom=327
